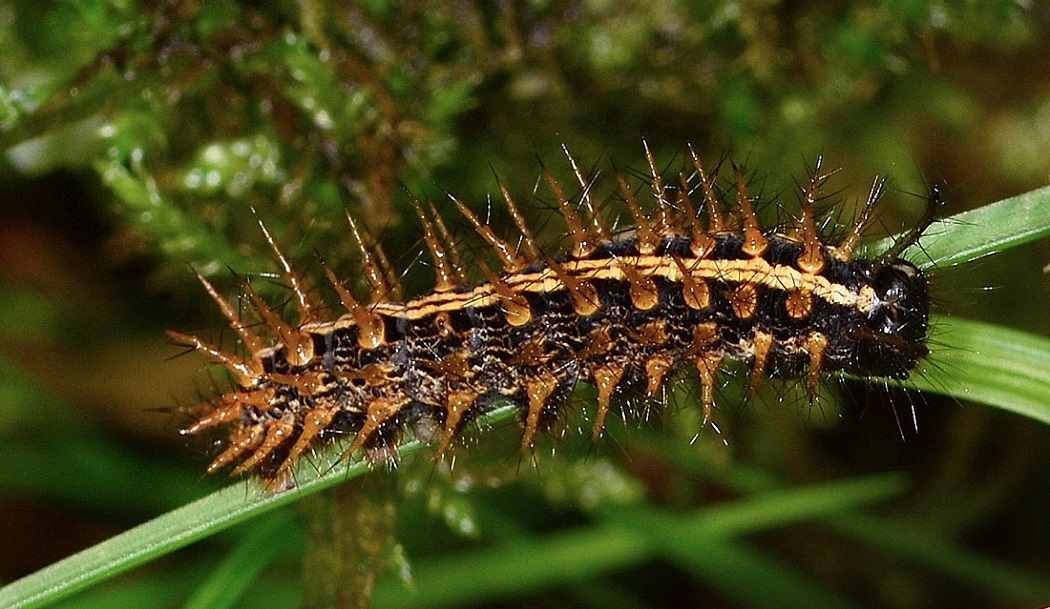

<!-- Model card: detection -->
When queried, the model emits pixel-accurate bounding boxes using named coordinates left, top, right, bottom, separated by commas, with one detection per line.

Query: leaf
left=867, top=185, right=1050, bottom=269
left=902, top=316, right=1050, bottom=426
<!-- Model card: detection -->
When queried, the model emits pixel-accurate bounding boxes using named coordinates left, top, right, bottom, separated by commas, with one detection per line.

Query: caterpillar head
left=849, top=260, right=930, bottom=378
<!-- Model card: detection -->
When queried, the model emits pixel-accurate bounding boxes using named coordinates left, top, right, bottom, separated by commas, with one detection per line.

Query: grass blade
left=372, top=473, right=906, bottom=609
left=181, top=512, right=301, bottom=609
left=865, top=185, right=1050, bottom=269
left=904, top=316, right=1050, bottom=426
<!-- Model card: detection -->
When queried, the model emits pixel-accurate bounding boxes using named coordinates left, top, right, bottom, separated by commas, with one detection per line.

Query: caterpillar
left=171, top=144, right=936, bottom=488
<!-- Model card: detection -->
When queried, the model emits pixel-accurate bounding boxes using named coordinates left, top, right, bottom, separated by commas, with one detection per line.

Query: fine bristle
left=542, top=158, right=593, bottom=258
left=256, top=216, right=316, bottom=324
left=410, top=195, right=460, bottom=293
left=345, top=210, right=400, bottom=303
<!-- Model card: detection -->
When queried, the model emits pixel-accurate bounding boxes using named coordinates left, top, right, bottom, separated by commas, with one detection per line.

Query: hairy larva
left=172, top=143, right=936, bottom=488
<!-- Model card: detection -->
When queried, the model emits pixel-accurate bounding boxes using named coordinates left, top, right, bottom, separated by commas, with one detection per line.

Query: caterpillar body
left=172, top=144, right=935, bottom=488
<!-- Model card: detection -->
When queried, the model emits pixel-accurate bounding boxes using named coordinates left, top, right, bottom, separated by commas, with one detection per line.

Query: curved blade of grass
left=825, top=514, right=1050, bottom=604
left=666, top=538, right=866, bottom=609
left=604, top=472, right=908, bottom=540
left=866, top=185, right=1050, bottom=269
left=181, top=511, right=301, bottom=609
left=901, top=316, right=1050, bottom=426
left=0, top=406, right=515, bottom=609
left=688, top=463, right=1050, bottom=604
left=629, top=450, right=1050, bottom=605
left=372, top=473, right=906, bottom=609
left=47, top=563, right=214, bottom=609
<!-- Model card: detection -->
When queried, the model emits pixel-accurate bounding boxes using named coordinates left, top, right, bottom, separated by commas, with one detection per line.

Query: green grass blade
left=904, top=316, right=1050, bottom=426
left=0, top=482, right=311, bottom=609
left=825, top=515, right=1050, bottom=604
left=604, top=472, right=908, bottom=540
left=51, top=564, right=212, bottom=609
left=0, top=404, right=516, bottom=609
left=0, top=422, right=446, bottom=608
left=372, top=473, right=906, bottom=609
left=375, top=521, right=655, bottom=609
left=693, top=463, right=1050, bottom=604
left=866, top=185, right=1050, bottom=269
left=181, top=512, right=301, bottom=609
left=665, top=538, right=866, bottom=609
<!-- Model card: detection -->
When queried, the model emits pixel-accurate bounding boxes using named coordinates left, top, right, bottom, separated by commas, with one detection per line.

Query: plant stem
left=301, top=478, right=397, bottom=609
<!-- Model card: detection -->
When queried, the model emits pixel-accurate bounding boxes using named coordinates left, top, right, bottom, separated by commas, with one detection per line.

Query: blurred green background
left=1, top=1, right=1049, bottom=608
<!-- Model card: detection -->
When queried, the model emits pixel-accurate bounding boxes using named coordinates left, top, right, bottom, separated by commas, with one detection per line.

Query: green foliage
left=2, top=2, right=1050, bottom=609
